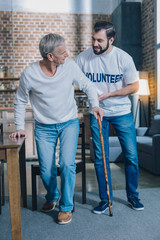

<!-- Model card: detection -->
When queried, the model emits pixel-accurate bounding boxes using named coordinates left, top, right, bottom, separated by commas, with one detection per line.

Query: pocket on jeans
left=34, top=124, right=50, bottom=141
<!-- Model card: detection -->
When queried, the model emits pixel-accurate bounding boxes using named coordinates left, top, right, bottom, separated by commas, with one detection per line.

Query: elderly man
left=10, top=33, right=104, bottom=224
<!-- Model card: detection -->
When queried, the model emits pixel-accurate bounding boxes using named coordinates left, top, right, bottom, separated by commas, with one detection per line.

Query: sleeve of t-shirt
left=123, top=56, right=139, bottom=85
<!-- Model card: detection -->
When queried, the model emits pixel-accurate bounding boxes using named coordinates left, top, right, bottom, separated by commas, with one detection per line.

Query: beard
left=93, top=39, right=110, bottom=55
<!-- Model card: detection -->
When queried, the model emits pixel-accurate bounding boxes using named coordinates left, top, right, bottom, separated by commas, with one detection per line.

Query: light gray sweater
left=14, top=59, right=99, bottom=130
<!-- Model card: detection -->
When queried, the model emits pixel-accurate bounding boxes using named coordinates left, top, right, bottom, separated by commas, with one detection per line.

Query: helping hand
left=98, top=92, right=111, bottom=101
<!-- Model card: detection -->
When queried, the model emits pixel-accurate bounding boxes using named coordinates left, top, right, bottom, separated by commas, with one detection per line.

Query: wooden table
left=0, top=133, right=27, bottom=240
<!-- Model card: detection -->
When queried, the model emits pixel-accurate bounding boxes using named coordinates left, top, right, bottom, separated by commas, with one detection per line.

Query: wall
left=0, top=12, right=111, bottom=76
left=141, top=0, right=156, bottom=121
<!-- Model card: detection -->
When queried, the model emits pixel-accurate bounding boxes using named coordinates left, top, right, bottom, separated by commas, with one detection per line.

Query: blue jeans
left=90, top=113, right=139, bottom=203
left=34, top=118, right=79, bottom=212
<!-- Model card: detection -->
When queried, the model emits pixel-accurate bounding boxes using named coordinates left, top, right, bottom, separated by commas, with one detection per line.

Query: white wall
left=0, top=0, right=142, bottom=14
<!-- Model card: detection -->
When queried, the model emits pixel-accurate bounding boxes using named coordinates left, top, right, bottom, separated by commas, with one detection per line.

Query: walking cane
left=97, top=116, right=113, bottom=216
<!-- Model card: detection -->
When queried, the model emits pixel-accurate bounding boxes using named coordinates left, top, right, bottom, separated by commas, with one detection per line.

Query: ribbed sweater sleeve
left=14, top=72, right=29, bottom=130
left=72, top=60, right=99, bottom=108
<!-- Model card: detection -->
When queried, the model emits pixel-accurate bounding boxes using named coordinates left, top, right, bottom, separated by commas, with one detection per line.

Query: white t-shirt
left=14, top=59, right=99, bottom=130
left=75, top=46, right=139, bottom=117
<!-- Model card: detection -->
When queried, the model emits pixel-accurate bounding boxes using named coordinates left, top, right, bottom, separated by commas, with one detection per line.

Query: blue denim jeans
left=90, top=113, right=139, bottom=203
left=34, top=118, right=79, bottom=212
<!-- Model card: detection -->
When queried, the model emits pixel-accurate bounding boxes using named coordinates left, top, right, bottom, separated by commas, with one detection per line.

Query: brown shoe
left=58, top=211, right=72, bottom=224
left=42, top=198, right=59, bottom=212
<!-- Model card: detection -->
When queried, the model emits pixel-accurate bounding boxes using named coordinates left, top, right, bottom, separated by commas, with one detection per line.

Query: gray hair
left=39, top=33, right=65, bottom=59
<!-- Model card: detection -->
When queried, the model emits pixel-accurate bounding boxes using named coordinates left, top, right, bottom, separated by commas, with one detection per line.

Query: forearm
left=14, top=78, right=29, bottom=130
left=110, top=83, right=138, bottom=97
left=84, top=83, right=99, bottom=108
left=14, top=102, right=26, bottom=130
left=73, top=61, right=99, bottom=108
left=74, top=74, right=99, bottom=108
left=99, top=81, right=139, bottom=101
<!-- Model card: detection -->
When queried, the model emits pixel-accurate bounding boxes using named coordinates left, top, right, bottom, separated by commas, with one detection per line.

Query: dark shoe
left=128, top=197, right=144, bottom=211
left=42, top=198, right=59, bottom=212
left=93, top=201, right=112, bottom=214
left=58, top=211, right=72, bottom=225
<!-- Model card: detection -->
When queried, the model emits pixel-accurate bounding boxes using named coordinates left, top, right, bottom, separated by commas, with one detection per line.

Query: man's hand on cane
left=92, top=106, right=104, bottom=121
